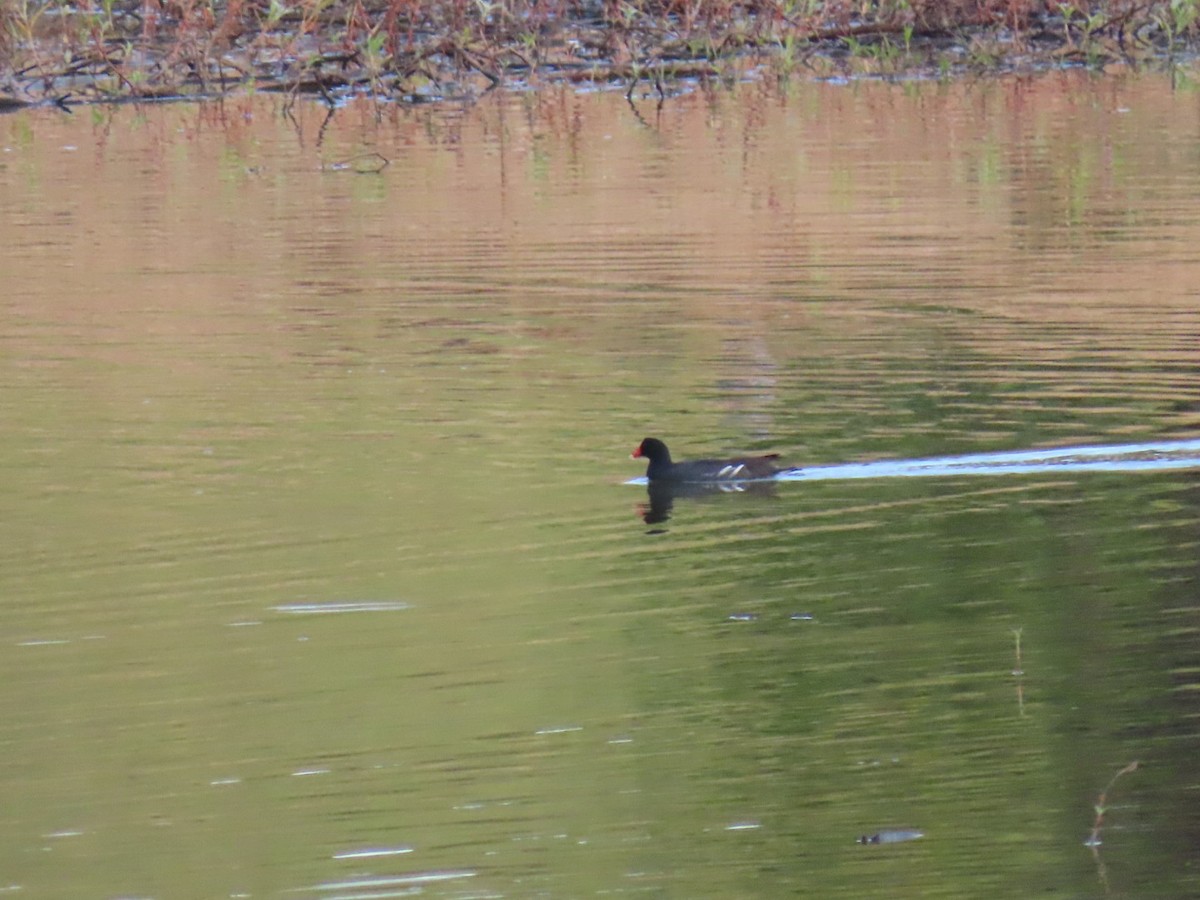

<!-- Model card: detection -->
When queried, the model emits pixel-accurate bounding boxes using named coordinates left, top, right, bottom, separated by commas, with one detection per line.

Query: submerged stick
left=1086, top=760, right=1139, bottom=848
left=1086, top=760, right=1140, bottom=890
left=1012, top=627, right=1025, bottom=716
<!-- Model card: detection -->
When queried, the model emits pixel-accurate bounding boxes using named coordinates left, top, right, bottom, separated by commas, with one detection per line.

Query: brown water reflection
left=2, top=74, right=1200, bottom=897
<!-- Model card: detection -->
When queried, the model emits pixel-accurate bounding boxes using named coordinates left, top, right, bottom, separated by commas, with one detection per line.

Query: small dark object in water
left=631, top=437, right=782, bottom=482
left=857, top=829, right=924, bottom=845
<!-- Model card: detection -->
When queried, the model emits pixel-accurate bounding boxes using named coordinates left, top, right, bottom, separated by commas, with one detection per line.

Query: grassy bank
left=2, top=0, right=1200, bottom=108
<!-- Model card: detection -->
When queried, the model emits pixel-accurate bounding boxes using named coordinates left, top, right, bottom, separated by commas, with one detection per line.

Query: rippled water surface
left=3, top=74, right=1200, bottom=897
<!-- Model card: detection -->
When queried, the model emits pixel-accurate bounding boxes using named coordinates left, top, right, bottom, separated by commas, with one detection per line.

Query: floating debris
left=321, top=152, right=390, bottom=174
left=857, top=829, right=924, bottom=845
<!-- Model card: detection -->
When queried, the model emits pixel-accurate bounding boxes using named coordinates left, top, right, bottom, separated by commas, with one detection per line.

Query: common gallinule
left=631, top=437, right=782, bottom=482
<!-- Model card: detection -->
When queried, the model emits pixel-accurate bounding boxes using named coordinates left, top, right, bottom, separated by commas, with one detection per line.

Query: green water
left=1, top=74, right=1199, bottom=897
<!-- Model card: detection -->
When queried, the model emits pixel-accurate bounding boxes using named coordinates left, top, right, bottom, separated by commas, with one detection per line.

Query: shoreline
left=2, top=1, right=1199, bottom=110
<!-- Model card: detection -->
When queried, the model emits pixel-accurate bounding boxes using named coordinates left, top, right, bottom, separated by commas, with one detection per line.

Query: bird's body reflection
left=638, top=479, right=779, bottom=526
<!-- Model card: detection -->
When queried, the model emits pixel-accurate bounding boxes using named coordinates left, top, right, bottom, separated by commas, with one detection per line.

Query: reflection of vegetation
left=2, top=0, right=1200, bottom=107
